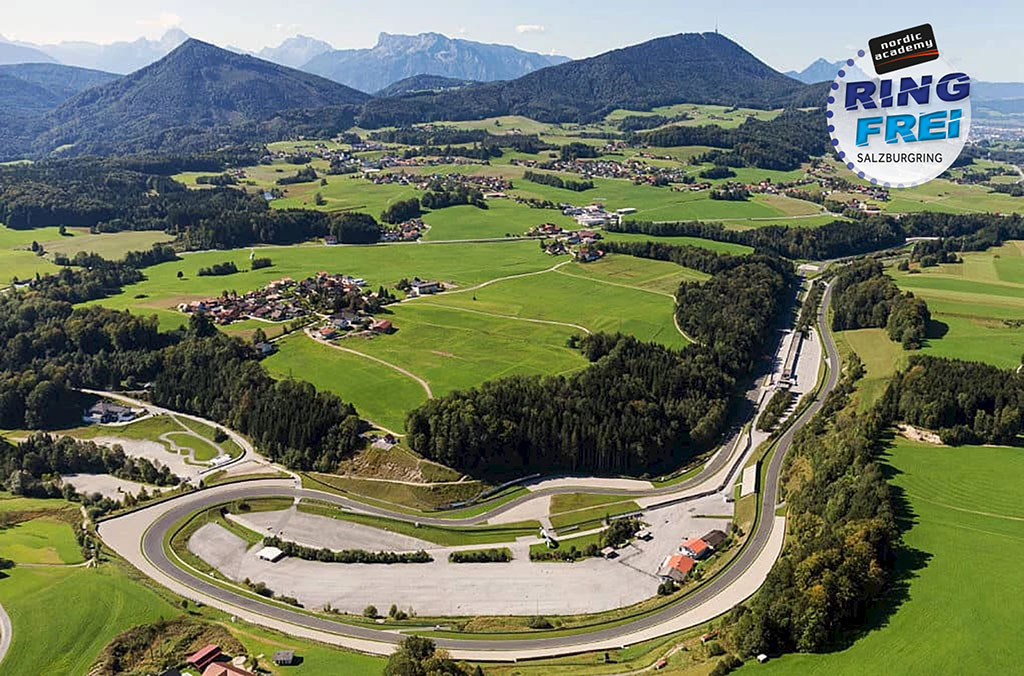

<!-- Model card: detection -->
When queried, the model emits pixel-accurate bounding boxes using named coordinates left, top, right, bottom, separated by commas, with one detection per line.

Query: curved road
left=99, top=283, right=839, bottom=659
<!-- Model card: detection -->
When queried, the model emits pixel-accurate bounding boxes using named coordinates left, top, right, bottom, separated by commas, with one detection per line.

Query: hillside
left=359, top=32, right=819, bottom=127
left=376, top=74, right=478, bottom=97
left=32, top=39, right=370, bottom=156
left=0, top=39, right=57, bottom=65
left=0, top=63, right=118, bottom=103
left=785, top=58, right=842, bottom=84
left=303, top=32, right=568, bottom=93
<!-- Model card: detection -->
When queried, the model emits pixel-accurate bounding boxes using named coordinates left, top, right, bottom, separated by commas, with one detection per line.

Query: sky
left=3, top=0, right=1024, bottom=81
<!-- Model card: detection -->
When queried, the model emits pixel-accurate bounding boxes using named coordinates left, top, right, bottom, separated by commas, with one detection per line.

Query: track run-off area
left=95, top=283, right=840, bottom=661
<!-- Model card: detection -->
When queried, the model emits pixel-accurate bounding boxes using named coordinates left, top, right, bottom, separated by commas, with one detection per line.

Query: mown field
left=739, top=437, right=1024, bottom=675
left=890, top=241, right=1024, bottom=368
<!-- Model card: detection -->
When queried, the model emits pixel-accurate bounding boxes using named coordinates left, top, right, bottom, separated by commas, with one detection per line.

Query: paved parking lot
left=189, top=494, right=732, bottom=616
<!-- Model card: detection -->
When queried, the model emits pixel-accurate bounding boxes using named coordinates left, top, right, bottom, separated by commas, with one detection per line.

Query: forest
left=636, top=110, right=830, bottom=171
left=883, top=355, right=1022, bottom=445
left=405, top=246, right=794, bottom=477
left=831, top=260, right=931, bottom=349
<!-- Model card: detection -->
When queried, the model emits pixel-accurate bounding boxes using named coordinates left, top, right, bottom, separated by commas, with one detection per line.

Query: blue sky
left=4, top=0, right=1023, bottom=80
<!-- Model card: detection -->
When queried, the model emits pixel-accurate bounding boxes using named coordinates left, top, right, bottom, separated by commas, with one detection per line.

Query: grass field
left=889, top=241, right=1024, bottom=368
left=0, top=517, right=84, bottom=564
left=833, top=328, right=907, bottom=410
left=108, top=243, right=701, bottom=431
left=740, top=438, right=1024, bottom=675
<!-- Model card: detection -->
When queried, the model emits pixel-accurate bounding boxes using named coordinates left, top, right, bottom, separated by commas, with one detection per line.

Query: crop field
left=742, top=438, right=1024, bottom=675
left=889, top=241, right=1024, bottom=367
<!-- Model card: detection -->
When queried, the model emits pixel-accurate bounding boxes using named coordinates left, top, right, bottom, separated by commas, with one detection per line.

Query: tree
left=251, top=328, right=268, bottom=345
left=363, top=605, right=378, bottom=618
left=177, top=270, right=184, bottom=279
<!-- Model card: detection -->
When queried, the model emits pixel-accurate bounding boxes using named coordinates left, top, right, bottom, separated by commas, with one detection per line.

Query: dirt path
left=304, top=327, right=434, bottom=399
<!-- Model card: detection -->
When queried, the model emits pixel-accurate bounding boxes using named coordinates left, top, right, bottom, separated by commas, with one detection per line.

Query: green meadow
left=740, top=438, right=1024, bottom=676
left=890, top=241, right=1024, bottom=368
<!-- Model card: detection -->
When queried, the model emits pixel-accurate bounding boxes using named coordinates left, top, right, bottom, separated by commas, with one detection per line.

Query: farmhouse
left=409, top=280, right=443, bottom=296
left=201, top=664, right=255, bottom=676
left=658, top=554, right=695, bottom=582
left=371, top=319, right=395, bottom=334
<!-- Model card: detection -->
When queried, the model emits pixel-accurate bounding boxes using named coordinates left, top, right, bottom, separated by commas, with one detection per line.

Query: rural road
left=97, top=282, right=839, bottom=659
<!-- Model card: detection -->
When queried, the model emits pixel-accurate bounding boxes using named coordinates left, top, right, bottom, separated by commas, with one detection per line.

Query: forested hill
left=30, top=39, right=370, bottom=156
left=0, top=63, right=119, bottom=118
left=357, top=32, right=822, bottom=127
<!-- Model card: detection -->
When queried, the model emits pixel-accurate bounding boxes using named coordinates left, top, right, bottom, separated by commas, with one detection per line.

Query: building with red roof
left=658, top=554, right=695, bottom=582
left=681, top=537, right=711, bottom=560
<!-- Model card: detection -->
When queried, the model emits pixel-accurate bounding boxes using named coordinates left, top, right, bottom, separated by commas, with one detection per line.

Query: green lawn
left=889, top=241, right=1024, bottom=368
left=834, top=328, right=907, bottom=410
left=0, top=517, right=84, bottom=564
left=550, top=493, right=639, bottom=515
left=0, top=565, right=182, bottom=675
left=549, top=501, right=641, bottom=532
left=740, top=438, right=1024, bottom=675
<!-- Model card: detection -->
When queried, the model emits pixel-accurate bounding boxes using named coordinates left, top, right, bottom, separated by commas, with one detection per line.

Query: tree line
left=261, top=535, right=432, bottom=564
left=523, top=170, right=594, bottom=192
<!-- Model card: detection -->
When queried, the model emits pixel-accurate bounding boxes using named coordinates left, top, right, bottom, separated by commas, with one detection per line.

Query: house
left=324, top=235, right=338, bottom=245
left=186, top=644, right=222, bottom=671
left=254, top=342, right=276, bottom=357
left=83, top=401, right=136, bottom=424
left=201, top=664, right=255, bottom=676
left=616, top=207, right=637, bottom=215
left=318, top=327, right=339, bottom=340
left=256, top=545, right=285, bottom=562
left=273, top=650, right=296, bottom=666
left=408, top=280, right=442, bottom=297
left=681, top=537, right=711, bottom=560
left=658, top=554, right=695, bottom=582
left=371, top=319, right=394, bottom=334
left=702, top=529, right=728, bottom=549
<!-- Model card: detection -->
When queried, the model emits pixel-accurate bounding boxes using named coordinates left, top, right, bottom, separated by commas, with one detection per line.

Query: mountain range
left=785, top=58, right=842, bottom=84
left=1, top=29, right=189, bottom=74
left=302, top=32, right=569, bottom=93
left=358, top=32, right=822, bottom=127
left=2, top=32, right=829, bottom=159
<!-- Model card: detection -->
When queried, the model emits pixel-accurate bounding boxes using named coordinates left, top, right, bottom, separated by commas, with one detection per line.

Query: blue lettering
left=856, top=116, right=884, bottom=146
left=897, top=76, right=932, bottom=106
left=885, top=115, right=917, bottom=144
left=917, top=111, right=947, bottom=141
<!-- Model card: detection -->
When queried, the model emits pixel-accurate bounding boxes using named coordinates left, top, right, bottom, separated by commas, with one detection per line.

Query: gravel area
left=62, top=473, right=166, bottom=500
left=91, top=437, right=203, bottom=481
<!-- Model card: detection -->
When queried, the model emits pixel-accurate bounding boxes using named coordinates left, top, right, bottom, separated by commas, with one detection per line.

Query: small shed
left=757, top=653, right=769, bottom=663
left=600, top=546, right=617, bottom=559
left=185, top=644, right=222, bottom=670
left=256, top=545, right=285, bottom=562
left=273, top=650, right=296, bottom=665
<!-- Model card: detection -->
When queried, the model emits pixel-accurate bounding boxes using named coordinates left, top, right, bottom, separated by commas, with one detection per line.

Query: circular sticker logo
left=827, top=25, right=971, bottom=188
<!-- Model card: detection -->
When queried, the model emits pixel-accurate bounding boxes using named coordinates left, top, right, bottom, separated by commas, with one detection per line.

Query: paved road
left=99, top=283, right=839, bottom=658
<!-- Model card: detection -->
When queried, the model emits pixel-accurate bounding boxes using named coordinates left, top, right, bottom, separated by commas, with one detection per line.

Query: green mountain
left=359, top=32, right=821, bottom=127
left=33, top=39, right=370, bottom=156
left=0, top=63, right=119, bottom=117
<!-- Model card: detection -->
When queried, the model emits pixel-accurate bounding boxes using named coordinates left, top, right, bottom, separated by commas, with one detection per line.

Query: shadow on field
left=925, top=318, right=950, bottom=341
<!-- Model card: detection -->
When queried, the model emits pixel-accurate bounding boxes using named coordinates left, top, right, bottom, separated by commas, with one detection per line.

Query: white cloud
left=273, top=23, right=302, bottom=34
left=515, top=24, right=546, bottom=34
